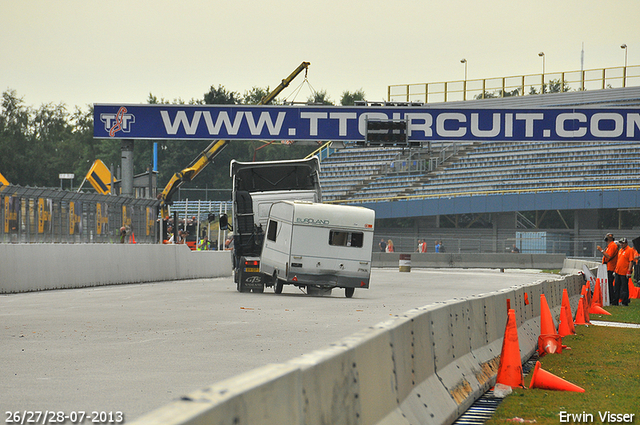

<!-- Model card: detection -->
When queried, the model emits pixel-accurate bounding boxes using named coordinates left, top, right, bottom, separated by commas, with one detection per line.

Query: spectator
left=613, top=238, right=633, bottom=306
left=597, top=233, right=618, bottom=304
left=386, top=239, right=395, bottom=253
left=197, top=235, right=209, bottom=251
left=435, top=240, right=441, bottom=253
left=511, top=244, right=520, bottom=253
left=379, top=238, right=387, bottom=252
left=416, top=239, right=427, bottom=253
left=166, top=225, right=174, bottom=243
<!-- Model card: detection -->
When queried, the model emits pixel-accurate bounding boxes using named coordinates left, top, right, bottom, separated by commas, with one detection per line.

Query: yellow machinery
left=158, top=61, right=311, bottom=218
left=83, top=159, right=112, bottom=194
left=0, top=171, right=9, bottom=187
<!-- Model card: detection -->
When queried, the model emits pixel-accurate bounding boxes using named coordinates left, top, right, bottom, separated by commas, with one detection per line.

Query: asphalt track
left=1, top=268, right=550, bottom=421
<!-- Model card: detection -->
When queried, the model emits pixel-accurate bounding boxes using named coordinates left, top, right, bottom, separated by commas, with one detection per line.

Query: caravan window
left=329, top=230, right=364, bottom=248
left=267, top=220, right=278, bottom=242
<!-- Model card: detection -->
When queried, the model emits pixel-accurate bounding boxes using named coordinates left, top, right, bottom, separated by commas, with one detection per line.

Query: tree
left=529, top=78, right=571, bottom=95
left=307, top=89, right=334, bottom=105
left=242, top=86, right=275, bottom=105
left=340, top=89, right=366, bottom=106
left=0, top=90, right=30, bottom=184
left=0, top=90, right=91, bottom=187
left=474, top=91, right=498, bottom=100
left=204, top=85, right=240, bottom=105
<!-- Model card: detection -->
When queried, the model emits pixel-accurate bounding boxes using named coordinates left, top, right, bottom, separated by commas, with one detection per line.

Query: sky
left=1, top=0, right=639, bottom=110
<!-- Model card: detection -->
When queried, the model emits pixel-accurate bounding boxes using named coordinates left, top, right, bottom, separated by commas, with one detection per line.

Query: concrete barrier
left=560, top=258, right=599, bottom=275
left=372, top=252, right=566, bottom=270
left=131, top=272, right=584, bottom=425
left=0, top=244, right=232, bottom=294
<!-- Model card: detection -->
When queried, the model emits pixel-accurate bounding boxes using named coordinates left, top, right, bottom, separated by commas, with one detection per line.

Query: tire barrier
left=0, top=244, right=232, bottom=294
left=131, top=273, right=584, bottom=425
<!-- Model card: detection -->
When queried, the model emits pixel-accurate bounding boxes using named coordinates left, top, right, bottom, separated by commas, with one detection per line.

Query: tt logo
left=100, top=106, right=136, bottom=137
left=245, top=276, right=262, bottom=284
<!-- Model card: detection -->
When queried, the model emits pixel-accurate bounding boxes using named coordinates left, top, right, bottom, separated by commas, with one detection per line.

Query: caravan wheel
left=345, top=287, right=355, bottom=298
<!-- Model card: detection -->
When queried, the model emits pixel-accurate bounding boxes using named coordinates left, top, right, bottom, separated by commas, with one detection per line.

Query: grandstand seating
left=319, top=141, right=640, bottom=202
left=319, top=146, right=406, bottom=201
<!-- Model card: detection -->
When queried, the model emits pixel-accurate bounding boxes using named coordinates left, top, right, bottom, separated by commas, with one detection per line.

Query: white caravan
left=260, top=201, right=375, bottom=297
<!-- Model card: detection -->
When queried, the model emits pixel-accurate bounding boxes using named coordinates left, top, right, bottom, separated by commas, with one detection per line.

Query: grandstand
left=318, top=86, right=640, bottom=255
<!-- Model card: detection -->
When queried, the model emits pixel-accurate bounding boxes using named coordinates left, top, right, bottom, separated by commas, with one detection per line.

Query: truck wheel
left=274, top=278, right=284, bottom=294
left=345, top=287, right=355, bottom=298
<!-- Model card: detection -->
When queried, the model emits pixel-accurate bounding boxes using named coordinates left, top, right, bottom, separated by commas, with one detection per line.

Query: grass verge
left=486, top=299, right=640, bottom=425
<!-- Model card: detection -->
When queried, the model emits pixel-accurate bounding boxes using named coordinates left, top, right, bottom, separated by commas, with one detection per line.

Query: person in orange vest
left=597, top=233, right=618, bottom=305
left=613, top=238, right=633, bottom=306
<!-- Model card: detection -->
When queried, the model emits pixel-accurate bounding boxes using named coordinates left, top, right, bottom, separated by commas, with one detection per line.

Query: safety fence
left=0, top=185, right=159, bottom=244
left=388, top=64, right=640, bottom=103
left=373, top=233, right=584, bottom=256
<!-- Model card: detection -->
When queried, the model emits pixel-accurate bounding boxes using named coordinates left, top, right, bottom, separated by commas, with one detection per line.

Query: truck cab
left=228, top=157, right=322, bottom=292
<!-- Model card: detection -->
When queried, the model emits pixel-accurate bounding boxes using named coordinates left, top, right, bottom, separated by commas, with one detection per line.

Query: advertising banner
left=94, top=104, right=640, bottom=142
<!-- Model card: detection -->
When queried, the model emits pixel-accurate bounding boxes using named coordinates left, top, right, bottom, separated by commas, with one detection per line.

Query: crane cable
left=283, top=65, right=317, bottom=104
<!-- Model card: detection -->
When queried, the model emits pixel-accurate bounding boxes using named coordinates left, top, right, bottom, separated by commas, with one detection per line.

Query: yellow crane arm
left=158, top=62, right=311, bottom=218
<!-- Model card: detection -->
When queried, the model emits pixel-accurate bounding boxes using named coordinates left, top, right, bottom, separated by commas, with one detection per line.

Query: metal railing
left=388, top=65, right=640, bottom=103
left=305, top=141, right=335, bottom=162
left=0, top=185, right=159, bottom=244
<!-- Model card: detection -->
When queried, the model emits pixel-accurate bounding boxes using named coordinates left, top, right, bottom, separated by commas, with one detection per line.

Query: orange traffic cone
left=591, top=280, right=603, bottom=307
left=575, top=296, right=590, bottom=325
left=539, top=294, right=557, bottom=335
left=561, top=289, right=575, bottom=334
left=529, top=361, right=585, bottom=392
left=579, top=288, right=591, bottom=323
left=130, top=232, right=136, bottom=244
left=581, top=285, right=592, bottom=312
left=628, top=278, right=640, bottom=299
left=558, top=304, right=576, bottom=337
left=495, top=309, right=524, bottom=388
left=584, top=297, right=591, bottom=323
left=589, top=304, right=612, bottom=316
left=537, top=334, right=563, bottom=356
left=524, top=292, right=530, bottom=305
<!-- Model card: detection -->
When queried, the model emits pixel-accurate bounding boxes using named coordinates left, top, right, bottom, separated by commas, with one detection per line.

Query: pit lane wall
left=0, top=244, right=231, bottom=294
left=372, top=252, right=566, bottom=270
left=131, top=272, right=584, bottom=425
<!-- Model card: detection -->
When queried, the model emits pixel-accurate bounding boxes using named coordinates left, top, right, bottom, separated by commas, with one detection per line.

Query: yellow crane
left=158, top=61, right=311, bottom=218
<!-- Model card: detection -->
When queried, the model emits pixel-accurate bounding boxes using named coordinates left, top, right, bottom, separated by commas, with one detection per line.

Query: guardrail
left=389, top=65, right=640, bottom=103
left=130, top=269, right=584, bottom=425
